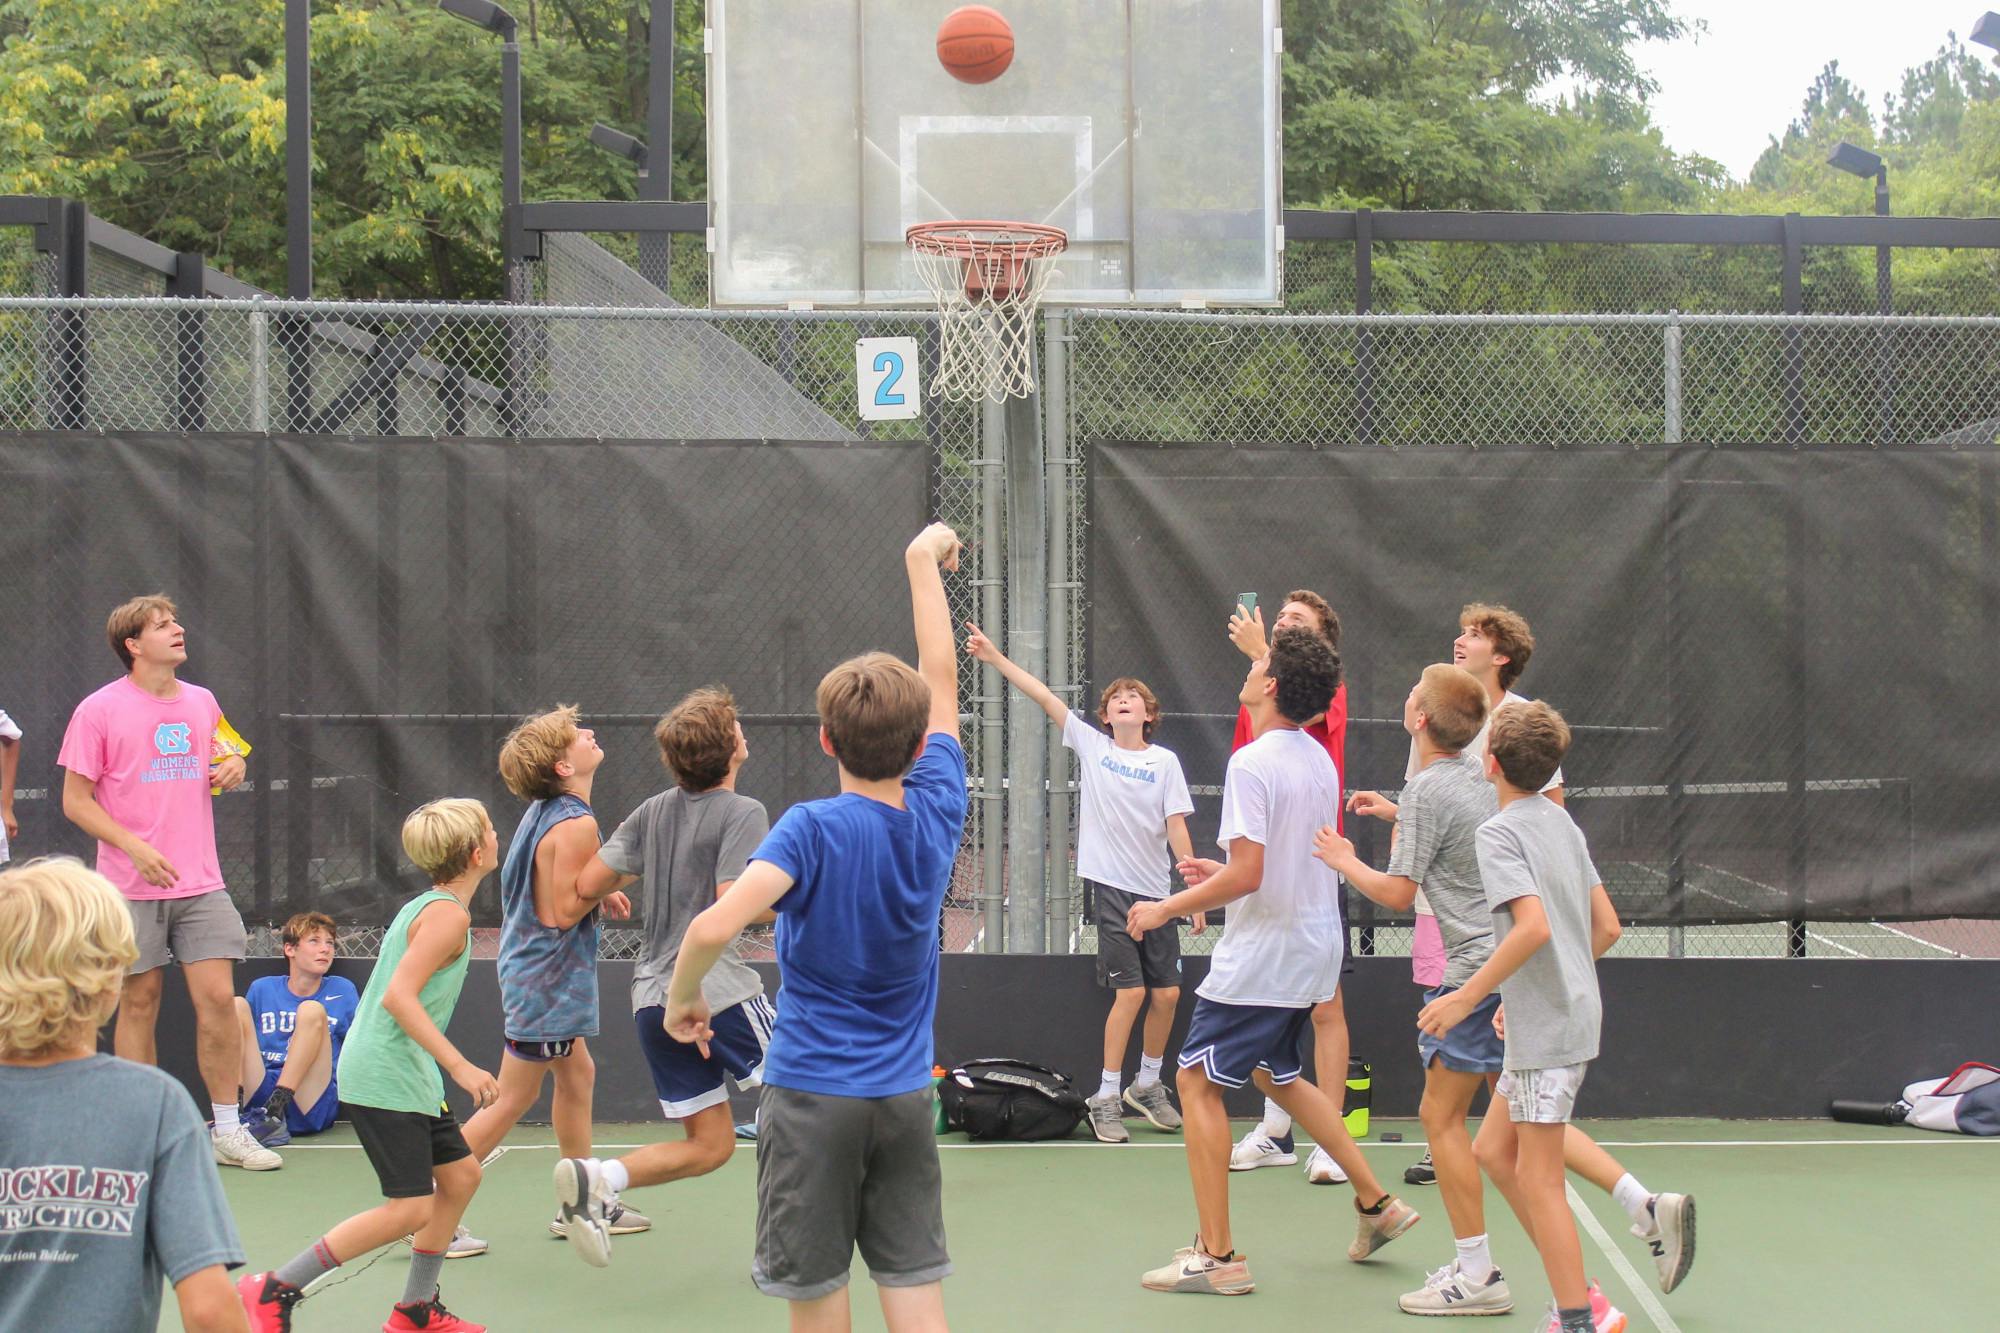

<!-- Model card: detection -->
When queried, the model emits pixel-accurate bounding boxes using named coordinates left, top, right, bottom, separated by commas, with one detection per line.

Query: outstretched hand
left=910, top=522, right=962, bottom=572
left=1228, top=603, right=1269, bottom=660
left=963, top=621, right=1000, bottom=665
left=1177, top=856, right=1223, bottom=888
left=1348, top=790, right=1399, bottom=823
left=1313, top=824, right=1356, bottom=873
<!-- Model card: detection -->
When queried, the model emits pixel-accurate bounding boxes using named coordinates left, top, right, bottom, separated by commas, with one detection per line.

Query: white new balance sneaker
left=1398, top=1261, right=1513, bottom=1316
left=212, top=1125, right=282, bottom=1171
left=1633, top=1192, right=1694, bottom=1293
left=1228, top=1127, right=1297, bottom=1170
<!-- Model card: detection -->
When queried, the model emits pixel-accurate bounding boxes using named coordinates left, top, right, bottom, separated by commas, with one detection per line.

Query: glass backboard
left=707, top=0, right=1283, bottom=307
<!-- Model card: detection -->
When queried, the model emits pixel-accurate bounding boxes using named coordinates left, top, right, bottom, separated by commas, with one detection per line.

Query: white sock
left=600, top=1158, right=631, bottom=1194
left=1134, top=1055, right=1164, bottom=1089
left=1454, top=1234, right=1494, bottom=1284
left=212, top=1102, right=240, bottom=1135
left=1612, top=1172, right=1654, bottom=1228
left=1098, top=1069, right=1121, bottom=1101
left=1259, top=1098, right=1293, bottom=1139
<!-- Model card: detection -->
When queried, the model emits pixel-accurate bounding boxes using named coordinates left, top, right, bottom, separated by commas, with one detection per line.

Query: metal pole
left=1663, top=310, right=1682, bottom=445
left=978, top=396, right=1006, bottom=953
left=286, top=0, right=311, bottom=299
left=1781, top=213, right=1805, bottom=444
left=1043, top=312, right=1074, bottom=952
left=501, top=38, right=524, bottom=299
left=1354, top=207, right=1375, bottom=446
left=639, top=0, right=674, bottom=292
left=1875, top=171, right=1893, bottom=444
left=249, top=299, right=270, bottom=433
left=1003, top=356, right=1049, bottom=954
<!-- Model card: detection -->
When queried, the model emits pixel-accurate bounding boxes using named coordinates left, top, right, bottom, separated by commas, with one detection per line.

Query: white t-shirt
left=0, top=708, right=20, bottom=864
left=1406, top=689, right=1562, bottom=915
left=1063, top=712, right=1194, bottom=899
left=1200, top=727, right=1345, bottom=1007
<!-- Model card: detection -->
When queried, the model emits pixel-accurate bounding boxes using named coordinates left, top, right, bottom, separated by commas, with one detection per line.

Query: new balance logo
left=1441, top=1289, right=1464, bottom=1304
left=1649, top=1240, right=1666, bottom=1258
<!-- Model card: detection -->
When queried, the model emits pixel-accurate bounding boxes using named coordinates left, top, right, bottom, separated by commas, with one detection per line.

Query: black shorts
left=347, top=1103, right=473, bottom=1198
left=1091, top=881, right=1183, bottom=991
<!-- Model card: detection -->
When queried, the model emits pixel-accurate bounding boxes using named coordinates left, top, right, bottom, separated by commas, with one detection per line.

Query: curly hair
left=0, top=859, right=137, bottom=1058
left=1269, top=627, right=1343, bottom=726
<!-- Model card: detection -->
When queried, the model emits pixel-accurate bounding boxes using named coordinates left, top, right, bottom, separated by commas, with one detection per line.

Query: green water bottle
left=932, top=1065, right=950, bottom=1134
left=1342, top=1057, right=1372, bottom=1138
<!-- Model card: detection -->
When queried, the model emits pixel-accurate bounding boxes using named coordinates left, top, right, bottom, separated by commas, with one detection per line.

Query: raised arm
left=963, top=621, right=1068, bottom=726
left=907, top=523, right=962, bottom=740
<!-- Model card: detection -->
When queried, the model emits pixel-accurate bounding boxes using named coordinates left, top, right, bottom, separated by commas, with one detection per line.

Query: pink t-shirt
left=58, top=678, right=225, bottom=901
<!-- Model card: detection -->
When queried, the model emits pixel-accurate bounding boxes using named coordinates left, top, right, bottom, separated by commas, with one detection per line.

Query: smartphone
left=1236, top=592, right=1258, bottom=617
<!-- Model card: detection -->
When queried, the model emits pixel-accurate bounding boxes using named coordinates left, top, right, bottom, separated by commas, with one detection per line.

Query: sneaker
left=1398, top=1261, right=1514, bottom=1316
left=383, top=1294, right=485, bottom=1331
left=604, top=1197, right=651, bottom=1235
left=1123, top=1081, right=1184, bottom=1131
left=1304, top=1143, right=1348, bottom=1184
left=1405, top=1148, right=1437, bottom=1185
left=237, top=1272, right=303, bottom=1333
left=213, top=1124, right=283, bottom=1171
left=1633, top=1191, right=1695, bottom=1293
left=1539, top=1284, right=1627, bottom=1333
left=552, top=1157, right=614, bottom=1267
left=1348, top=1194, right=1420, bottom=1260
left=1140, top=1241, right=1255, bottom=1295
left=445, top=1224, right=488, bottom=1258
left=1085, top=1092, right=1130, bottom=1144
left=1228, top=1127, right=1297, bottom=1170
left=245, top=1107, right=292, bottom=1149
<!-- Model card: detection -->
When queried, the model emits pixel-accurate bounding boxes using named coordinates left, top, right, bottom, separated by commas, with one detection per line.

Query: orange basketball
left=937, top=5, right=1014, bottom=84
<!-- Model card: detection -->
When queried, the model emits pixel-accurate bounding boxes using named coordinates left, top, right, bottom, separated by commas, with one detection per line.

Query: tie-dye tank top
left=498, top=792, right=601, bottom=1041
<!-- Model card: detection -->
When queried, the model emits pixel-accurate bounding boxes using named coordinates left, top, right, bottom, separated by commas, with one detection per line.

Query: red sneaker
left=237, top=1272, right=303, bottom=1333
left=382, top=1294, right=487, bottom=1332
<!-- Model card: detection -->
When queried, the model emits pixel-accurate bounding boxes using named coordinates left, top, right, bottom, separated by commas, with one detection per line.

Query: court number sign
left=856, top=337, right=921, bottom=421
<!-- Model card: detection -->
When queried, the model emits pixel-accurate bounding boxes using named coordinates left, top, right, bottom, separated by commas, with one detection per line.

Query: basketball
left=937, top=5, right=1014, bottom=84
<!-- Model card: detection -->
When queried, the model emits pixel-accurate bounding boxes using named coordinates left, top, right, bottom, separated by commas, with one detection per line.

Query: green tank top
left=335, top=889, right=472, bottom=1114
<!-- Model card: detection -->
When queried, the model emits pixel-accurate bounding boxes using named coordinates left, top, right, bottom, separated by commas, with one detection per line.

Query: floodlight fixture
left=589, top=123, right=649, bottom=169
left=439, top=0, right=516, bottom=39
left=1972, top=12, right=2000, bottom=52
left=1827, top=141, right=1884, bottom=180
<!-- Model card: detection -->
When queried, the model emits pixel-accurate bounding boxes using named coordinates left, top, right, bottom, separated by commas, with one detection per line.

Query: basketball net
left=906, top=222, right=1066, bottom=403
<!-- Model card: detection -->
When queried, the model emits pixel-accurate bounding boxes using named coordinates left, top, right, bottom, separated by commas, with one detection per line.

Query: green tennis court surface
left=171, top=1118, right=2000, bottom=1331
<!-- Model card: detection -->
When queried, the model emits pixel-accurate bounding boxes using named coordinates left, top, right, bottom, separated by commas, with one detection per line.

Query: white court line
left=1565, top=1181, right=1682, bottom=1333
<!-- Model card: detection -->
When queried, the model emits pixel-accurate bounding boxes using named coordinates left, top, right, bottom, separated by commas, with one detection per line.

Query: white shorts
left=1497, top=1062, right=1589, bottom=1124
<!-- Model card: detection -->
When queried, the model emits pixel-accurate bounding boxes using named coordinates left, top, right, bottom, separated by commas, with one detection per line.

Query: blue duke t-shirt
left=754, top=732, right=968, bottom=1098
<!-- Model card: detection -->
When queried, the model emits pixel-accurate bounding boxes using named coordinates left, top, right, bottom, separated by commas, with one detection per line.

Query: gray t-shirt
left=1477, top=797, right=1604, bottom=1071
left=1387, top=751, right=1498, bottom=988
left=600, top=786, right=770, bottom=1015
left=0, top=1056, right=243, bottom=1330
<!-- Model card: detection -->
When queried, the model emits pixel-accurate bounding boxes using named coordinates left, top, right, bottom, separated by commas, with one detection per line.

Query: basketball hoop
left=906, top=221, right=1066, bottom=402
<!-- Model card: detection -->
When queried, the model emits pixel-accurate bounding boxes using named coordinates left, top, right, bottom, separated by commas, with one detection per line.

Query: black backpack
left=937, top=1059, right=1089, bottom=1141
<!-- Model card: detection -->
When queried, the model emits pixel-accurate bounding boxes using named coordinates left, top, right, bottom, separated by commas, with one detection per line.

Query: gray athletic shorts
left=752, top=1084, right=951, bottom=1300
left=129, top=889, right=248, bottom=974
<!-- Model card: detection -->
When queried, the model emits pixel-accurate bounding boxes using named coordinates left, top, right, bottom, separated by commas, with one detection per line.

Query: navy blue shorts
left=250, top=1068, right=340, bottom=1135
left=1176, top=997, right=1314, bottom=1090
left=636, top=995, right=776, bottom=1119
left=1416, top=985, right=1505, bottom=1075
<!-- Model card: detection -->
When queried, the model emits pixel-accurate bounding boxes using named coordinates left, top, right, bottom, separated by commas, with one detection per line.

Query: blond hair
left=107, top=594, right=177, bottom=670
left=402, top=798, right=491, bottom=883
left=498, top=705, right=580, bottom=801
left=1416, top=664, right=1489, bottom=752
left=817, top=652, right=930, bottom=781
left=0, top=858, right=138, bottom=1058
left=1486, top=701, right=1571, bottom=792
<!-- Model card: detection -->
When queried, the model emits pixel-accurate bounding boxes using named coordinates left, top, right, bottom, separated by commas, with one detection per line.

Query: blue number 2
left=873, top=351, right=906, bottom=407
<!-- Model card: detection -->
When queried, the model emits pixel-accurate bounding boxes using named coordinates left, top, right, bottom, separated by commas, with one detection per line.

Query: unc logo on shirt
left=1098, top=754, right=1158, bottom=784
left=154, top=723, right=192, bottom=756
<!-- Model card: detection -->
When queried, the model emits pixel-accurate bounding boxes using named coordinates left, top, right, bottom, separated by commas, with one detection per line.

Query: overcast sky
left=1636, top=0, right=1987, bottom=178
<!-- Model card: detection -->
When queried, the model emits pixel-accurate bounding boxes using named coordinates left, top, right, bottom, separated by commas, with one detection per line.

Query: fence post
left=53, top=199, right=87, bottom=428
left=171, top=253, right=208, bottom=432
left=1662, top=310, right=1682, bottom=445
left=249, top=297, right=270, bottom=433
left=977, top=398, right=1006, bottom=953
left=1355, top=208, right=1376, bottom=446
left=1664, top=446, right=1688, bottom=959
left=1782, top=213, right=1805, bottom=445
left=1003, top=352, right=1049, bottom=953
left=1043, top=311, right=1075, bottom=952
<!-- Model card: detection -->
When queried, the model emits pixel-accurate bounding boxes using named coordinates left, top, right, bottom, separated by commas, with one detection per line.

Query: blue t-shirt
left=244, top=973, right=360, bottom=1130
left=754, top=731, right=968, bottom=1098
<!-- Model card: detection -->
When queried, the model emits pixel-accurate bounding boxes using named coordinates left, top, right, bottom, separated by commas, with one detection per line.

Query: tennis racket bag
left=937, top=1059, right=1089, bottom=1141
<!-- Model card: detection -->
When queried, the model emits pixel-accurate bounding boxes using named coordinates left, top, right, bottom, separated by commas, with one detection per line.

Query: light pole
left=286, top=0, right=311, bottom=298
left=1828, top=140, right=1892, bottom=441
left=439, top=0, right=523, bottom=299
left=587, top=123, right=673, bottom=295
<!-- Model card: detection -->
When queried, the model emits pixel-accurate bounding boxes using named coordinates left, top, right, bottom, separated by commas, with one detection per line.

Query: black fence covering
left=1087, top=440, right=2000, bottom=926
left=1, top=432, right=929, bottom=928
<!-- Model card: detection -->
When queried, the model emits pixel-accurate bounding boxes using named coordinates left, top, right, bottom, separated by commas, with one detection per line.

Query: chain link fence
left=4, top=296, right=1999, bottom=959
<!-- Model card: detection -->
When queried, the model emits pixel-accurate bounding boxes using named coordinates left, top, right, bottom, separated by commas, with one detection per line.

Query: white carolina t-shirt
left=1200, top=726, right=1345, bottom=1008
left=1063, top=712, right=1194, bottom=899
left=1407, top=689, right=1562, bottom=915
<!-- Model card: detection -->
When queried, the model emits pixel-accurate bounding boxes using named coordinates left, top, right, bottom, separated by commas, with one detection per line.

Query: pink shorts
left=1411, top=912, right=1446, bottom=988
